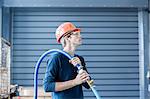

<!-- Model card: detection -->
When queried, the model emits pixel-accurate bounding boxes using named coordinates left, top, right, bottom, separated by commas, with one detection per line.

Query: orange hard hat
left=55, top=22, right=81, bottom=43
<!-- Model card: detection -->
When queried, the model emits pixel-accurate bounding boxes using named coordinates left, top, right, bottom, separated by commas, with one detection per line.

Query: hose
left=34, top=49, right=101, bottom=99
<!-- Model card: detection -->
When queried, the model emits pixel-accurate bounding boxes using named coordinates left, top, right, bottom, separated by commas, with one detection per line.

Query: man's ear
left=64, top=37, right=70, bottom=43
left=65, top=36, right=71, bottom=41
left=64, top=37, right=68, bottom=41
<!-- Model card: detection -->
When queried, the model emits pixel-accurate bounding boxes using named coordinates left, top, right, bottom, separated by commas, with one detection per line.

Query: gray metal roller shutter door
left=12, top=8, right=139, bottom=99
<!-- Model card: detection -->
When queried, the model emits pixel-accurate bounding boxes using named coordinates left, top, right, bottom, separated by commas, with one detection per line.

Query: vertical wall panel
left=12, top=8, right=139, bottom=99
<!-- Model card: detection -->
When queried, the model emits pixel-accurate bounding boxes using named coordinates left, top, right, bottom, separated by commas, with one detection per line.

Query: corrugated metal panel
left=12, top=8, right=139, bottom=99
left=3, top=0, right=148, bottom=8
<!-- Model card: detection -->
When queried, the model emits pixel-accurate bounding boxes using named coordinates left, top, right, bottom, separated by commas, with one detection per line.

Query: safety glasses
left=63, top=31, right=80, bottom=38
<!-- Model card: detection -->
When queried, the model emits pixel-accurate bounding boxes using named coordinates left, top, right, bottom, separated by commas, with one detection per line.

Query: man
left=43, top=22, right=90, bottom=99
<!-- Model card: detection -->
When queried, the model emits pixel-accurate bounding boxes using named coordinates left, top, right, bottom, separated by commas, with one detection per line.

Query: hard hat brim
left=57, top=28, right=81, bottom=43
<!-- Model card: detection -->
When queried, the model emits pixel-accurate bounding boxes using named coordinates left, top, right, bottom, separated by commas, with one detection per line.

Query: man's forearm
left=55, top=79, right=77, bottom=92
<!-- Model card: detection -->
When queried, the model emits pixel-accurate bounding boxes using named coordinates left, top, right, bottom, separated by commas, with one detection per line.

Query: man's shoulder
left=49, top=52, right=69, bottom=60
left=52, top=52, right=62, bottom=56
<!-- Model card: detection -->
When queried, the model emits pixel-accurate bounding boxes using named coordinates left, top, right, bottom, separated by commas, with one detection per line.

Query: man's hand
left=73, top=70, right=90, bottom=86
left=69, top=57, right=81, bottom=66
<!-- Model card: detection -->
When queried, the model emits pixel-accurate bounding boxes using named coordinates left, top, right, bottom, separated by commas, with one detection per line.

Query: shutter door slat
left=13, top=62, right=139, bottom=68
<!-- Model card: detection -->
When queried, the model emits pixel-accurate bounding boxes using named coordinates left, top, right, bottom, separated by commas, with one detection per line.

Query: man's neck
left=63, top=46, right=76, bottom=56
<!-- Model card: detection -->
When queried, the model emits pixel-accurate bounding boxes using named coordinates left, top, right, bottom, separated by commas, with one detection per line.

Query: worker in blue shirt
left=43, top=22, right=90, bottom=99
